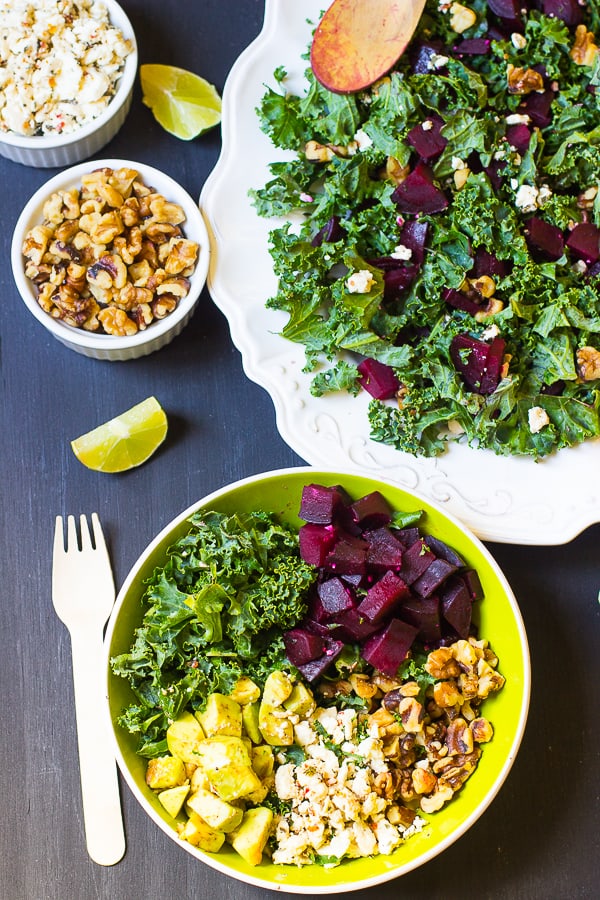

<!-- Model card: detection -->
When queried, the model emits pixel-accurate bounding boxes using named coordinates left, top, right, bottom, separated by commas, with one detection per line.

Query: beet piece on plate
left=399, top=538, right=436, bottom=584
left=299, top=483, right=350, bottom=524
left=424, top=535, right=465, bottom=568
left=566, top=223, right=600, bottom=265
left=366, top=526, right=405, bottom=571
left=298, top=523, right=337, bottom=567
left=473, top=246, right=510, bottom=278
left=394, top=526, right=421, bottom=548
left=406, top=116, right=447, bottom=161
left=505, top=123, right=531, bottom=153
left=350, top=491, right=393, bottom=531
left=357, top=358, right=400, bottom=400
left=461, top=568, right=484, bottom=602
left=283, top=628, right=326, bottom=666
left=357, top=570, right=411, bottom=623
left=524, top=216, right=565, bottom=261
left=450, top=333, right=506, bottom=395
left=541, top=0, right=582, bottom=27
left=441, top=579, right=473, bottom=639
left=311, top=214, right=345, bottom=247
left=333, top=607, right=381, bottom=643
left=361, top=618, right=419, bottom=676
left=487, top=0, right=521, bottom=17
left=397, top=220, right=429, bottom=265
left=453, top=37, right=491, bottom=56
left=410, top=41, right=443, bottom=74
left=324, top=530, right=369, bottom=576
left=443, top=287, right=481, bottom=316
left=398, top=594, right=442, bottom=644
left=296, top=639, right=345, bottom=682
left=391, top=162, right=448, bottom=215
left=412, top=557, right=458, bottom=599
left=317, top=577, right=357, bottom=617
left=520, top=90, right=554, bottom=128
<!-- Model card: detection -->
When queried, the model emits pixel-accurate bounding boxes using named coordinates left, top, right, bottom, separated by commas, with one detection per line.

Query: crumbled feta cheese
left=514, top=183, right=540, bottom=212
left=452, top=156, right=468, bottom=170
left=572, top=259, right=588, bottom=274
left=537, top=183, right=553, bottom=206
left=528, top=406, right=550, bottom=434
left=0, top=0, right=133, bottom=136
left=299, top=192, right=313, bottom=203
left=511, top=32, right=527, bottom=49
left=422, top=119, right=434, bottom=131
left=430, top=53, right=449, bottom=69
left=346, top=269, right=375, bottom=294
left=353, top=127, right=373, bottom=150
left=505, top=113, right=530, bottom=125
left=447, top=419, right=465, bottom=435
left=391, top=243, right=413, bottom=261
left=481, top=322, right=500, bottom=340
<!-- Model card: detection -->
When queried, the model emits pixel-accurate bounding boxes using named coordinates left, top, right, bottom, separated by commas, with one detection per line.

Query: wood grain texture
left=0, top=1, right=598, bottom=898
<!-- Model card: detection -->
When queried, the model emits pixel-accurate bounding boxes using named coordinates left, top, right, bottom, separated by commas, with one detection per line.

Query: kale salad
left=250, top=0, right=600, bottom=459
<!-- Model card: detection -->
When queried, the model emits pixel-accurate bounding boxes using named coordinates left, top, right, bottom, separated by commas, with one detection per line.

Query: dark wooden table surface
left=1, top=2, right=599, bottom=898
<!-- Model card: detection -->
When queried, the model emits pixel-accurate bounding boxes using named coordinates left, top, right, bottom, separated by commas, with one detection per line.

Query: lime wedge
left=140, top=64, right=222, bottom=140
left=71, top=397, right=168, bottom=473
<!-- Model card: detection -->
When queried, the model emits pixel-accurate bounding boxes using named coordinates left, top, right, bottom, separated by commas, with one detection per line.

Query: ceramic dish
left=200, top=0, right=600, bottom=545
left=105, top=466, right=530, bottom=894
left=0, top=0, right=137, bottom=168
left=11, top=158, right=210, bottom=360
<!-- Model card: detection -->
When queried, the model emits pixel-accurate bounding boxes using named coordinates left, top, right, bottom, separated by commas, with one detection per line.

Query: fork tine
left=53, top=515, right=65, bottom=556
left=90, top=512, right=108, bottom=554
left=66, top=514, right=78, bottom=550
left=79, top=514, right=93, bottom=551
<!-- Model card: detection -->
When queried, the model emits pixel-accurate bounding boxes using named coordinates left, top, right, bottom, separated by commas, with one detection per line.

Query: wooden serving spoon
left=311, top=0, right=428, bottom=94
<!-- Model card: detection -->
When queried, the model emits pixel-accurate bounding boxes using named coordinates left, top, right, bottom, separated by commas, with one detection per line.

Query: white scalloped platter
left=200, top=0, right=600, bottom=546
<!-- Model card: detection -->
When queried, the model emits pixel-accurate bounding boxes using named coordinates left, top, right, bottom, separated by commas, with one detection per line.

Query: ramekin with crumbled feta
left=0, top=0, right=133, bottom=138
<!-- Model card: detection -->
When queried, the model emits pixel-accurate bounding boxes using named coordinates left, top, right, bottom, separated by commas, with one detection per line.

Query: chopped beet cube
left=461, top=568, right=484, bottom=602
left=299, top=483, right=351, bottom=524
left=311, top=215, right=345, bottom=246
left=524, top=217, right=565, bottom=262
left=391, top=162, right=448, bottom=215
left=324, top=530, right=369, bottom=576
left=487, top=0, right=521, bottom=17
left=443, top=287, right=481, bottom=316
left=406, top=116, right=447, bottom=161
left=453, top=37, right=491, bottom=55
left=398, top=595, right=441, bottom=644
left=412, top=557, right=458, bottom=598
left=361, top=618, right=419, bottom=676
left=566, top=223, right=600, bottom=265
left=450, top=333, right=506, bottom=395
left=350, top=491, right=393, bottom=530
left=296, top=639, right=345, bottom=682
left=394, top=526, right=421, bottom=547
left=317, top=577, right=357, bottom=617
left=307, top=592, right=330, bottom=624
left=333, top=607, right=381, bottom=643
left=383, top=264, right=419, bottom=300
left=483, top=159, right=506, bottom=191
left=283, top=628, right=325, bottom=666
left=357, top=570, right=410, bottom=623
left=398, top=220, right=429, bottom=265
left=410, top=41, right=443, bottom=74
left=479, top=336, right=507, bottom=395
left=424, top=535, right=465, bottom=568
left=298, top=523, right=337, bottom=567
left=366, top=526, right=404, bottom=571
left=473, top=247, right=510, bottom=278
left=505, top=123, right=531, bottom=153
left=541, top=0, right=582, bottom=27
left=357, top=358, right=400, bottom=400
left=519, top=90, right=554, bottom=128
left=441, top=579, right=473, bottom=639
left=399, top=538, right=436, bottom=584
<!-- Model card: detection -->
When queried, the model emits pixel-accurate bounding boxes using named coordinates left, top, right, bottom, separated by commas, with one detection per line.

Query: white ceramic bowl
left=0, top=0, right=137, bottom=168
left=11, top=158, right=210, bottom=360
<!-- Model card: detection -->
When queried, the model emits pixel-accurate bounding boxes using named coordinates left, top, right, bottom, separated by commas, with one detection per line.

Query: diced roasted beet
left=406, top=116, right=447, bottom=161
left=453, top=37, right=491, bottom=56
left=341, top=572, right=364, bottom=587
left=424, top=535, right=465, bottom=568
left=333, top=607, right=381, bottom=643
left=350, top=491, right=393, bottom=531
left=311, top=214, right=345, bottom=247
left=317, top=577, right=357, bottom=617
left=307, top=592, right=330, bottom=624
left=473, top=247, right=510, bottom=278
left=398, top=595, right=441, bottom=644
left=566, top=223, right=600, bottom=265
left=299, top=523, right=338, bottom=567
left=461, top=568, right=484, bottom=602
left=541, top=0, right=582, bottom=27
left=586, top=261, right=600, bottom=279
left=505, top=123, right=531, bottom=153
left=398, top=220, right=429, bottom=265
left=524, top=216, right=565, bottom=262
left=296, top=639, right=345, bottom=682
left=450, top=334, right=506, bottom=395
left=443, top=287, right=481, bottom=316
left=357, top=570, right=410, bottom=623
left=412, top=557, right=458, bottom=598
left=483, top=159, right=506, bottom=191
left=357, top=358, right=400, bottom=400
left=394, top=526, right=421, bottom=548
left=283, top=628, right=325, bottom=666
left=399, top=538, right=436, bottom=584
left=487, top=0, right=522, bottom=16
left=363, top=261, right=419, bottom=301
left=519, top=90, right=554, bottom=128
left=441, top=579, right=472, bottom=639
left=366, top=526, right=404, bottom=571
left=361, top=618, right=419, bottom=676
left=410, top=41, right=443, bottom=74
left=541, top=379, right=565, bottom=396
left=391, top=162, right=448, bottom=215
left=299, top=483, right=350, bottom=524
left=324, top=530, right=369, bottom=576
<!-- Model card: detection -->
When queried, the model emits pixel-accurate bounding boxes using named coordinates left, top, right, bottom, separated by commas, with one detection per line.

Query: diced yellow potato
left=197, top=693, right=242, bottom=737
left=251, top=745, right=274, bottom=779
left=146, top=755, right=186, bottom=790
left=195, top=736, right=252, bottom=772
left=157, top=784, right=190, bottom=818
left=244, top=780, right=270, bottom=805
left=241, top=701, right=262, bottom=744
left=258, top=708, right=294, bottom=746
left=261, top=671, right=293, bottom=708
left=210, top=763, right=263, bottom=802
left=180, top=813, right=225, bottom=852
left=166, top=711, right=205, bottom=763
left=186, top=788, right=244, bottom=832
left=229, top=676, right=261, bottom=705
left=190, top=767, right=211, bottom=792
left=284, top=683, right=316, bottom=716
left=229, top=807, right=274, bottom=866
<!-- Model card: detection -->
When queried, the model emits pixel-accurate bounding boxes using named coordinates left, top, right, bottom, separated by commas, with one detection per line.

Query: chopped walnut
left=571, top=25, right=599, bottom=67
left=506, top=64, right=545, bottom=94
left=576, top=346, right=600, bottom=381
left=21, top=167, right=200, bottom=335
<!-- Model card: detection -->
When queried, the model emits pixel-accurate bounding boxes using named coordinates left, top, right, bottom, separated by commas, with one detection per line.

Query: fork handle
left=70, top=629, right=126, bottom=865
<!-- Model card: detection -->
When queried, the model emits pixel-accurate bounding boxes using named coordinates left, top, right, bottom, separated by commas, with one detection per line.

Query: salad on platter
left=250, top=0, right=600, bottom=460
left=111, top=483, right=505, bottom=868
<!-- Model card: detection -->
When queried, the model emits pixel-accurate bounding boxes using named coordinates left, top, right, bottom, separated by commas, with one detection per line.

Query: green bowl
left=104, top=467, right=530, bottom=893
